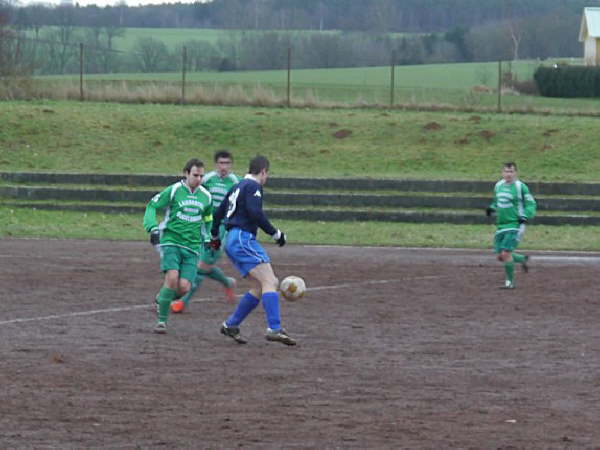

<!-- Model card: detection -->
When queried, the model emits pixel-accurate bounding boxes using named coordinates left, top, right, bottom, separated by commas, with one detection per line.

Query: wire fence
left=3, top=33, right=596, bottom=115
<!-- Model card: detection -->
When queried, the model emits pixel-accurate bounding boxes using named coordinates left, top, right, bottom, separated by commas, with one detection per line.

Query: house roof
left=580, top=7, right=600, bottom=41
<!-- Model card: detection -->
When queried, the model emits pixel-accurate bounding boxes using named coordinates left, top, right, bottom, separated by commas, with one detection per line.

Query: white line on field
left=0, top=298, right=212, bottom=325
left=0, top=276, right=437, bottom=326
left=307, top=275, right=446, bottom=292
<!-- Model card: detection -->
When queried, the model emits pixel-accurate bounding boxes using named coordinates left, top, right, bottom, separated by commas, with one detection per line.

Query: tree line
left=0, top=0, right=591, bottom=76
left=6, top=0, right=598, bottom=33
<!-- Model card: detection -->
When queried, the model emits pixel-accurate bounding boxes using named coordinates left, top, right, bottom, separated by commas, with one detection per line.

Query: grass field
left=3, top=208, right=600, bottom=251
left=3, top=100, right=600, bottom=181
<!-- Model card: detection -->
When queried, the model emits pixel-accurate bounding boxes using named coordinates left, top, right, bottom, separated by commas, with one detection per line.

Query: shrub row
left=534, top=66, right=600, bottom=98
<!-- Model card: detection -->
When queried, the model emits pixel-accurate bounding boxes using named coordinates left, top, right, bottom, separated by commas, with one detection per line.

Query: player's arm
left=210, top=190, right=229, bottom=238
left=201, top=204, right=214, bottom=243
left=486, top=188, right=498, bottom=217
left=522, top=184, right=537, bottom=220
left=246, top=190, right=286, bottom=246
left=143, top=188, right=170, bottom=233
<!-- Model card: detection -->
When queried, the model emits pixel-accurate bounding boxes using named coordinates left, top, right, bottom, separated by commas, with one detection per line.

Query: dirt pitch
left=2, top=238, right=600, bottom=449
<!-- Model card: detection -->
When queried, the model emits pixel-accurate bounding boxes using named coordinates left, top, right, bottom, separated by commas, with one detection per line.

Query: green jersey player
left=171, top=150, right=241, bottom=313
left=486, top=162, right=537, bottom=289
left=143, top=158, right=213, bottom=333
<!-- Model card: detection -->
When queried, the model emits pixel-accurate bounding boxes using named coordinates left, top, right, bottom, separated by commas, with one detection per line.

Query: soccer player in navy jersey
left=210, top=155, right=296, bottom=346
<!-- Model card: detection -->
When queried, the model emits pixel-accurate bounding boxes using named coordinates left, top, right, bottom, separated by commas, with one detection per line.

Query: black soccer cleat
left=220, top=322, right=247, bottom=344
left=265, top=328, right=297, bottom=346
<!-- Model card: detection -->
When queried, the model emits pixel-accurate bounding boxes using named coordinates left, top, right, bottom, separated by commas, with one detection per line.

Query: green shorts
left=160, top=245, right=199, bottom=282
left=493, top=230, right=521, bottom=253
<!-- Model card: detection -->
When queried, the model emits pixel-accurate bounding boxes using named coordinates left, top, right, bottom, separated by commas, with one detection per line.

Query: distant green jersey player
left=486, top=162, right=537, bottom=289
left=172, top=150, right=241, bottom=313
left=143, top=158, right=213, bottom=333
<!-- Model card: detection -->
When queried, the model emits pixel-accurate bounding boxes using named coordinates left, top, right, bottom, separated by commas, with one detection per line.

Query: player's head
left=249, top=155, right=270, bottom=185
left=502, top=162, right=517, bottom=183
left=183, top=158, right=205, bottom=189
left=214, top=150, right=233, bottom=177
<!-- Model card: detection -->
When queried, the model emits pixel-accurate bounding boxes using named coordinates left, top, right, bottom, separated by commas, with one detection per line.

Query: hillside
left=2, top=100, right=600, bottom=182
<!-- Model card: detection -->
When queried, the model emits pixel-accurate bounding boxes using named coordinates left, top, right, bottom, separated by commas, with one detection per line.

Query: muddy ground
left=1, top=239, right=600, bottom=449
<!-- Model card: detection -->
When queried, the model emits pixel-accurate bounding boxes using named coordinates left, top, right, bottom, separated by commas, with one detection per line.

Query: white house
left=579, top=7, right=600, bottom=66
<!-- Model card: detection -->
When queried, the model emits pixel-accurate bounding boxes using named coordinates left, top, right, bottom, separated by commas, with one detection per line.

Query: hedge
left=534, top=65, right=600, bottom=98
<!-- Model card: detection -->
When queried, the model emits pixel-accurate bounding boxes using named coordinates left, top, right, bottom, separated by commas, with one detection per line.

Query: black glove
left=209, top=237, right=221, bottom=250
left=485, top=207, right=495, bottom=217
left=150, top=229, right=160, bottom=246
left=519, top=217, right=528, bottom=224
left=273, top=230, right=286, bottom=247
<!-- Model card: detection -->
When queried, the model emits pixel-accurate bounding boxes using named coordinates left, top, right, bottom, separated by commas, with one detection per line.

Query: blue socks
left=225, top=291, right=282, bottom=331
left=261, top=292, right=281, bottom=330
left=226, top=292, right=260, bottom=326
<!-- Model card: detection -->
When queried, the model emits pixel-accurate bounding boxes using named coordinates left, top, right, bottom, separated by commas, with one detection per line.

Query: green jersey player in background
left=171, top=150, right=241, bottom=313
left=143, top=158, right=213, bottom=333
left=486, top=162, right=537, bottom=289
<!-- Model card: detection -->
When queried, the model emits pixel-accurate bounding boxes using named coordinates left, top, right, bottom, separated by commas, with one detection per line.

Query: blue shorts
left=225, top=228, right=271, bottom=277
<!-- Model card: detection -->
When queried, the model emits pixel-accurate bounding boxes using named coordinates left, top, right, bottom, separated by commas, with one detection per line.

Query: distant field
left=45, top=59, right=600, bottom=111
left=28, top=27, right=414, bottom=52
left=113, top=27, right=226, bottom=50
left=52, top=61, right=539, bottom=90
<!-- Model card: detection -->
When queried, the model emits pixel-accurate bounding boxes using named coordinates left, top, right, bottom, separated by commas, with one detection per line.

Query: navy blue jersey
left=212, top=176, right=277, bottom=237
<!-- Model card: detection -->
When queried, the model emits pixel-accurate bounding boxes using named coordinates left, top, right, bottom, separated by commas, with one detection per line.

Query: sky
left=18, top=0, right=203, bottom=6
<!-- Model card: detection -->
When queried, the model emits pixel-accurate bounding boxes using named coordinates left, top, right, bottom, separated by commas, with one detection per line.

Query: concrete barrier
left=3, top=171, right=600, bottom=195
left=1, top=186, right=599, bottom=212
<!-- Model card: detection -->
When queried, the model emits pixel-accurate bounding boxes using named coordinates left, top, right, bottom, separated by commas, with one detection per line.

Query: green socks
left=512, top=253, right=526, bottom=264
left=157, top=287, right=177, bottom=322
left=180, top=270, right=208, bottom=306
left=180, top=268, right=233, bottom=307
left=207, top=267, right=232, bottom=287
left=503, top=261, right=514, bottom=284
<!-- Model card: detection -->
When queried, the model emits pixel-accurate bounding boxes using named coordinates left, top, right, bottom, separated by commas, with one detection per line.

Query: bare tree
left=133, top=37, right=169, bottom=72
left=506, top=19, right=524, bottom=60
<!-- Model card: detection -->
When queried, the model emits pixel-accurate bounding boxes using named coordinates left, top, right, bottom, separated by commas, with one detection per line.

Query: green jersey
left=202, top=171, right=240, bottom=209
left=489, top=179, right=537, bottom=231
left=143, top=180, right=213, bottom=254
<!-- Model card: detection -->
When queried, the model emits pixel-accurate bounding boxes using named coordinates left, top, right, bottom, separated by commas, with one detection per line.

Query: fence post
left=287, top=47, right=291, bottom=107
left=497, top=60, right=502, bottom=112
left=79, top=43, right=84, bottom=101
left=181, top=46, right=187, bottom=105
left=390, top=50, right=396, bottom=107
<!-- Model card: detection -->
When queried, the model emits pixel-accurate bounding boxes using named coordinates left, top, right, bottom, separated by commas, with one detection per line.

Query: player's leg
left=512, top=252, right=529, bottom=272
left=219, top=229, right=260, bottom=344
left=170, top=250, right=198, bottom=313
left=494, top=231, right=518, bottom=289
left=513, top=224, right=529, bottom=272
left=154, top=246, right=185, bottom=332
left=223, top=277, right=262, bottom=328
left=177, top=248, right=236, bottom=312
left=173, top=263, right=207, bottom=313
left=249, top=263, right=296, bottom=346
left=154, top=269, right=179, bottom=333
left=499, top=250, right=515, bottom=289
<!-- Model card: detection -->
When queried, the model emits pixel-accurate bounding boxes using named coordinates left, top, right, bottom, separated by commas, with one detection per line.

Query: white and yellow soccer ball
left=279, top=276, right=306, bottom=301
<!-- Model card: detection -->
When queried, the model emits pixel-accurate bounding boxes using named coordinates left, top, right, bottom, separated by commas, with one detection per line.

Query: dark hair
left=183, top=158, right=204, bottom=173
left=214, top=149, right=233, bottom=162
left=248, top=155, right=270, bottom=175
left=503, top=162, right=518, bottom=170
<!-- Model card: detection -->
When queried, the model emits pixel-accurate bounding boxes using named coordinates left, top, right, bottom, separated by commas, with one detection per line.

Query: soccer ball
left=279, top=276, right=306, bottom=301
